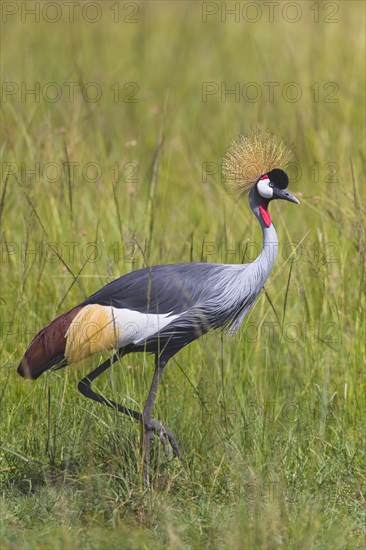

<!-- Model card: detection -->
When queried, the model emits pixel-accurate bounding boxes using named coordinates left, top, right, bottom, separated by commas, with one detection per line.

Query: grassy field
left=1, top=1, right=365, bottom=548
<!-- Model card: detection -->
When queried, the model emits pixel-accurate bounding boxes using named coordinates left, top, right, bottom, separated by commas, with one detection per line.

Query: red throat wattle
left=259, top=204, right=272, bottom=227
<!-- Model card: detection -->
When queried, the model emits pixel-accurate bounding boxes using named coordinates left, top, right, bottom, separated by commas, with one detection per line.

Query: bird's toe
left=149, top=419, right=183, bottom=461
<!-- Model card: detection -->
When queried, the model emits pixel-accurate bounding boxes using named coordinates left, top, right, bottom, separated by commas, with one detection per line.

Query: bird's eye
left=269, top=182, right=274, bottom=188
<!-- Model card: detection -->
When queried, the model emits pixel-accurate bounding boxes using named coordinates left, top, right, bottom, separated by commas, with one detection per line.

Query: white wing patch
left=111, top=307, right=179, bottom=346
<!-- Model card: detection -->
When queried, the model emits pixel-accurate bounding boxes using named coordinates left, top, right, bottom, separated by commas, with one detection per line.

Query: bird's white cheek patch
left=257, top=177, right=273, bottom=199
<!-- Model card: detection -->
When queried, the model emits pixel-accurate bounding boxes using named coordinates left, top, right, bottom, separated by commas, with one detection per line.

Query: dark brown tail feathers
left=17, top=306, right=83, bottom=379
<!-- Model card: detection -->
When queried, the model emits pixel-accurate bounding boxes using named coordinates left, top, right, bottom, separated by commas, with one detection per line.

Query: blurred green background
left=1, top=1, right=365, bottom=548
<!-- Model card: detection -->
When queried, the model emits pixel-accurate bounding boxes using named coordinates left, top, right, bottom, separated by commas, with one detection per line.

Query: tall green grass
left=1, top=2, right=365, bottom=548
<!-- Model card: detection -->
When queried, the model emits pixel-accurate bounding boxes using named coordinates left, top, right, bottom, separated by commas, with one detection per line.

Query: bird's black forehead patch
left=267, top=168, right=289, bottom=189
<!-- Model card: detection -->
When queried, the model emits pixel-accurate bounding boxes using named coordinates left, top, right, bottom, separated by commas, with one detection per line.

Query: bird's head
left=252, top=168, right=300, bottom=227
left=222, top=129, right=300, bottom=227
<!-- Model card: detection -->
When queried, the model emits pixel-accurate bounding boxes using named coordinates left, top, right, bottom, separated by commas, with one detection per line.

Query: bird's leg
left=77, top=353, right=142, bottom=422
left=142, top=354, right=168, bottom=487
left=77, top=353, right=182, bottom=481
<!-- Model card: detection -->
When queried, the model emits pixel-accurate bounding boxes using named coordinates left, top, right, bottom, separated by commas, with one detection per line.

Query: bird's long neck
left=249, top=188, right=279, bottom=284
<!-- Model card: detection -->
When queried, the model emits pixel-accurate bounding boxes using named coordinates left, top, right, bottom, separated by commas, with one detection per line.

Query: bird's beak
left=272, top=186, right=300, bottom=205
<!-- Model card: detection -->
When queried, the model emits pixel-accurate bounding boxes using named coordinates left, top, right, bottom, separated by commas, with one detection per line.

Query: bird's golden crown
left=222, top=129, right=293, bottom=196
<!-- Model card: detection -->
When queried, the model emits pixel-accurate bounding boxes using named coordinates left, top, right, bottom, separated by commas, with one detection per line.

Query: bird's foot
left=147, top=418, right=183, bottom=461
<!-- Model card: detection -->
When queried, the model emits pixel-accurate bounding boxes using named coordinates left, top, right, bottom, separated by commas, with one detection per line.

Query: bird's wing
left=81, top=262, right=228, bottom=315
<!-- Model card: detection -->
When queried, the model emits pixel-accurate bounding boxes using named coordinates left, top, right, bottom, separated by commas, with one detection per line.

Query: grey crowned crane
left=18, top=130, right=300, bottom=485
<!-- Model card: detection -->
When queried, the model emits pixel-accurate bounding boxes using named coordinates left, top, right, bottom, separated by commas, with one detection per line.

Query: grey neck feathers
left=248, top=187, right=278, bottom=284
